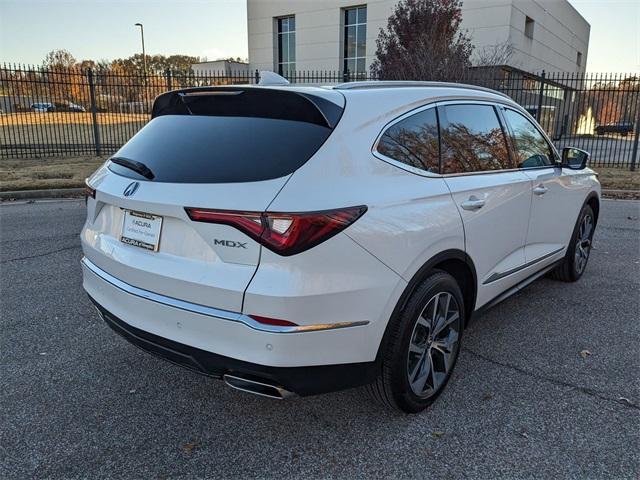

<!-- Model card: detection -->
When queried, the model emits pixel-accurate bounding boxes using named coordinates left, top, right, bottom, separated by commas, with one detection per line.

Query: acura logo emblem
left=123, top=182, right=140, bottom=197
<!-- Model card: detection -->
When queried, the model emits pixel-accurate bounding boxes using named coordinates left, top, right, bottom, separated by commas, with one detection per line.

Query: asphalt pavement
left=1, top=198, right=639, bottom=479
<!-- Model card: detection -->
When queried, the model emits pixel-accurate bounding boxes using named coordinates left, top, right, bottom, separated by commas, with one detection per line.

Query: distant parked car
left=595, top=122, right=634, bottom=136
left=31, top=102, right=55, bottom=112
left=55, top=101, right=86, bottom=112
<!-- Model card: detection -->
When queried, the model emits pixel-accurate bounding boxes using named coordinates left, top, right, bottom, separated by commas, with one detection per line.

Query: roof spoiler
left=151, top=86, right=343, bottom=129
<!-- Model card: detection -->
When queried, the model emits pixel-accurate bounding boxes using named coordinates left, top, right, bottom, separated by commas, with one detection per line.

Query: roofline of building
left=192, top=60, right=249, bottom=65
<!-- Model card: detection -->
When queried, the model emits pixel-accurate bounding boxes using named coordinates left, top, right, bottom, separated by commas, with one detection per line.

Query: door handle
left=533, top=184, right=548, bottom=196
left=461, top=196, right=485, bottom=211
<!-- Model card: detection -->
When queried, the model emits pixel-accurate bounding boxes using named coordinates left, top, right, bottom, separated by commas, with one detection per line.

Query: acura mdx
left=81, top=80, right=600, bottom=413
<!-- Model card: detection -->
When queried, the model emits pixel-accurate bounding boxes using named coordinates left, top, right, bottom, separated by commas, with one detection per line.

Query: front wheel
left=550, top=204, right=595, bottom=282
left=366, top=271, right=464, bottom=413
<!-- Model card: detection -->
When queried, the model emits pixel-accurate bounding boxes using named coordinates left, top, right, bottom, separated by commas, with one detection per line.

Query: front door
left=501, top=107, right=587, bottom=264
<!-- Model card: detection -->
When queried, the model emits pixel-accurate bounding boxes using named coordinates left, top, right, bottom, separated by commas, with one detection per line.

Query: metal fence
left=1, top=64, right=638, bottom=169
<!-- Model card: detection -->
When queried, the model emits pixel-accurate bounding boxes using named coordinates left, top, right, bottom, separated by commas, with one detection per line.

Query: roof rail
left=333, top=80, right=510, bottom=99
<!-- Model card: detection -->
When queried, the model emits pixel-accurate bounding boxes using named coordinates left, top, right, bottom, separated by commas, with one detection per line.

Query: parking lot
left=1, top=198, right=639, bottom=479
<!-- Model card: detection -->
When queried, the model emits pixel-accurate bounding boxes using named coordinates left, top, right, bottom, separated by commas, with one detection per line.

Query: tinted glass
left=345, top=8, right=357, bottom=25
left=345, top=25, right=357, bottom=57
left=109, top=115, right=333, bottom=183
left=377, top=108, right=439, bottom=173
left=356, top=24, right=366, bottom=56
left=439, top=104, right=511, bottom=174
left=289, top=33, right=296, bottom=61
left=357, top=6, right=367, bottom=23
left=504, top=109, right=554, bottom=168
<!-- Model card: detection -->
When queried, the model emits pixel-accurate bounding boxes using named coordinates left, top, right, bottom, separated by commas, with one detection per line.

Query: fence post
left=87, top=68, right=102, bottom=157
left=630, top=106, right=640, bottom=172
left=254, top=69, right=260, bottom=84
left=165, top=69, right=172, bottom=90
left=536, top=70, right=546, bottom=122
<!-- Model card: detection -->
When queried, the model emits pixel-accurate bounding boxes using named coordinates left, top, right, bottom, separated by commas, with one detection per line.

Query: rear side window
left=108, top=88, right=342, bottom=184
left=503, top=109, right=555, bottom=168
left=376, top=107, right=439, bottom=173
left=439, top=104, right=511, bottom=174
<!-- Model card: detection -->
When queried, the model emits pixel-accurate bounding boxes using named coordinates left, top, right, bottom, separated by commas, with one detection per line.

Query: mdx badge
left=214, top=239, right=247, bottom=249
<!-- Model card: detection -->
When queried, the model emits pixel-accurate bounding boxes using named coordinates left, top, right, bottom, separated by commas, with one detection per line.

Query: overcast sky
left=0, top=0, right=638, bottom=72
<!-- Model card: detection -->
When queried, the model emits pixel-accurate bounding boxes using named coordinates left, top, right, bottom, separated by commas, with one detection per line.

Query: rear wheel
left=550, top=204, right=595, bottom=282
left=366, top=271, right=464, bottom=413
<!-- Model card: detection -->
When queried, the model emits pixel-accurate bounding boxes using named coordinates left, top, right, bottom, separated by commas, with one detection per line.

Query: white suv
left=81, top=81, right=600, bottom=413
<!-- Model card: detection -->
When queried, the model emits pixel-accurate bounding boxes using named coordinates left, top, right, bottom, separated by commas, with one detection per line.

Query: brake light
left=185, top=205, right=367, bottom=256
left=83, top=180, right=95, bottom=202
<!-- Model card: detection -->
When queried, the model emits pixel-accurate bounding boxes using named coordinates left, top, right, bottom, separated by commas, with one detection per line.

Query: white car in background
left=81, top=80, right=600, bottom=413
left=31, top=102, right=55, bottom=112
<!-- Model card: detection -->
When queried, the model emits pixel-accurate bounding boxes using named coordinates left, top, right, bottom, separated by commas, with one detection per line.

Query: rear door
left=501, top=107, right=587, bottom=262
left=439, top=102, right=533, bottom=309
left=82, top=87, right=345, bottom=313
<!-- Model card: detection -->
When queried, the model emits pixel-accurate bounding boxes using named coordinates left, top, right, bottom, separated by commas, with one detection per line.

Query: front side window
left=344, top=6, right=367, bottom=77
left=376, top=107, right=439, bottom=173
left=439, top=104, right=511, bottom=174
left=503, top=109, right=555, bottom=168
left=277, top=16, right=295, bottom=77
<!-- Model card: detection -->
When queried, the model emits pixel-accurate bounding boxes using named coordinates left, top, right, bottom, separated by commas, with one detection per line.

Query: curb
left=0, top=188, right=84, bottom=201
left=601, top=189, right=640, bottom=200
left=602, top=189, right=640, bottom=194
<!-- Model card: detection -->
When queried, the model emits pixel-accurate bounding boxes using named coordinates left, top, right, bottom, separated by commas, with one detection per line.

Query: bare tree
left=371, top=0, right=474, bottom=81
left=43, top=49, right=77, bottom=69
left=474, top=41, right=514, bottom=67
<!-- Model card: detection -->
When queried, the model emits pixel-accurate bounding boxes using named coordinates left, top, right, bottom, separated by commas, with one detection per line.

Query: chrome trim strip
left=370, top=99, right=554, bottom=179
left=476, top=260, right=562, bottom=314
left=81, top=257, right=369, bottom=334
left=483, top=247, right=565, bottom=285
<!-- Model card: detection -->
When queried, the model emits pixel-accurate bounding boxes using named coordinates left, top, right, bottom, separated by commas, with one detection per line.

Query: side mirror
left=561, top=147, right=590, bottom=170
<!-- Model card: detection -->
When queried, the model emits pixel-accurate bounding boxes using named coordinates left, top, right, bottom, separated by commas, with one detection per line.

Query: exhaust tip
left=223, top=374, right=294, bottom=400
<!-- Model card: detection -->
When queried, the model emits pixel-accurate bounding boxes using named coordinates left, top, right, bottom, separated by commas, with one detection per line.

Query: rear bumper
left=82, top=257, right=379, bottom=367
left=81, top=257, right=382, bottom=394
left=89, top=296, right=378, bottom=396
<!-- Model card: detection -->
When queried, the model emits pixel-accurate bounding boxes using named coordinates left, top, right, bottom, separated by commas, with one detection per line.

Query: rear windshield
left=108, top=88, right=342, bottom=183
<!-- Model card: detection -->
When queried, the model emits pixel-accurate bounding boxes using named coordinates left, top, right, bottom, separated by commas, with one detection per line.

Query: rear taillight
left=84, top=180, right=95, bottom=203
left=185, top=205, right=367, bottom=256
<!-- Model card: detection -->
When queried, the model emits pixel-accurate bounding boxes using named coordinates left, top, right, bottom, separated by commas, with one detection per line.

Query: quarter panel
left=243, top=232, right=407, bottom=363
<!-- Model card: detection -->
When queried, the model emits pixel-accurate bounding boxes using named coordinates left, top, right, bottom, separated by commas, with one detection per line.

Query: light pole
left=134, top=23, right=147, bottom=77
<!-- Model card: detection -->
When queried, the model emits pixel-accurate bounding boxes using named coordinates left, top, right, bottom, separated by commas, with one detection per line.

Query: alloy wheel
left=574, top=213, right=593, bottom=274
left=407, top=292, right=461, bottom=398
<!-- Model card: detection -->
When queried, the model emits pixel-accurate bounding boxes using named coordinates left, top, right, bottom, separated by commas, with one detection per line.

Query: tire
left=366, top=270, right=464, bottom=413
left=550, top=204, right=595, bottom=282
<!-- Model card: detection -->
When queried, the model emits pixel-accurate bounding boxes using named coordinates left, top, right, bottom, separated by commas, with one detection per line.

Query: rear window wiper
left=110, top=156, right=155, bottom=180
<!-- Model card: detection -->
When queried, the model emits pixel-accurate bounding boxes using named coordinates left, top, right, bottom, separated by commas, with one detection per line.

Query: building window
left=277, top=16, right=295, bottom=77
left=576, top=51, right=582, bottom=66
left=343, top=6, right=367, bottom=77
left=524, top=16, right=534, bottom=39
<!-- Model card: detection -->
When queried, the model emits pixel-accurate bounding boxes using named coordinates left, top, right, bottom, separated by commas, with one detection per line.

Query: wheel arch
left=374, top=249, right=477, bottom=365
left=585, top=191, right=600, bottom=226
left=398, top=249, right=477, bottom=327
